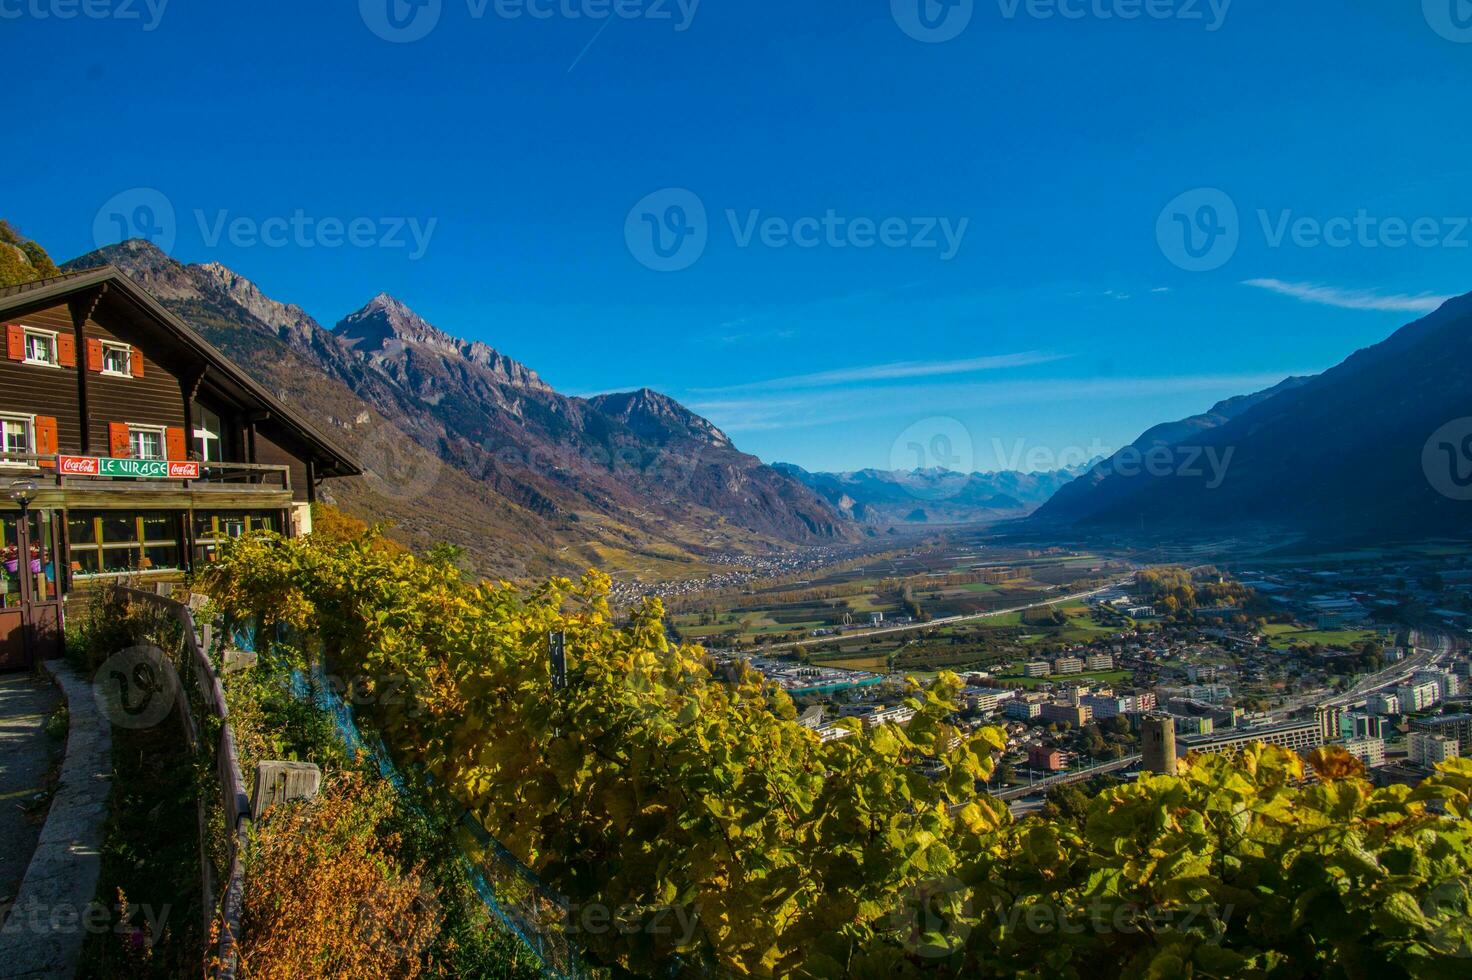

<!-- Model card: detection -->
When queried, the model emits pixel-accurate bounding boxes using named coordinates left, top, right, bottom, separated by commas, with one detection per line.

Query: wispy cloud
left=697, top=351, right=1069, bottom=394
left=699, top=321, right=799, bottom=346
left=1243, top=279, right=1453, bottom=313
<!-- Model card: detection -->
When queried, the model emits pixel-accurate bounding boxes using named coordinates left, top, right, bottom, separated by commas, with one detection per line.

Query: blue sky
left=6, top=1, right=1472, bottom=472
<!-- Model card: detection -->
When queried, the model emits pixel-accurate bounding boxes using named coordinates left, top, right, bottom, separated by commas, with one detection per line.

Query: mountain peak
left=589, top=388, right=734, bottom=449
left=333, top=294, right=550, bottom=391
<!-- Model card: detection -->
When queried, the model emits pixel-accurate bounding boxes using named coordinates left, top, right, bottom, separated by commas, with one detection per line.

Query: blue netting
left=282, top=657, right=594, bottom=980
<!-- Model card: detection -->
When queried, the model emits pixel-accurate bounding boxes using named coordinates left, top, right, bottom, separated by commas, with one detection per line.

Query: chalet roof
left=0, top=265, right=361, bottom=478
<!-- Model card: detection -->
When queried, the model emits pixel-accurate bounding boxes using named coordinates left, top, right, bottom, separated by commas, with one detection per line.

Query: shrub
left=239, top=773, right=439, bottom=979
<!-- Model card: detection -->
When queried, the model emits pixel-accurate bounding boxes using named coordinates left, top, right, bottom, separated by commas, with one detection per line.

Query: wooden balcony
left=1, top=453, right=294, bottom=510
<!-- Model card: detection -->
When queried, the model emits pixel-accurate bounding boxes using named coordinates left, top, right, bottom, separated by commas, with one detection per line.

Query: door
left=0, top=514, right=23, bottom=670
left=0, top=510, right=64, bottom=671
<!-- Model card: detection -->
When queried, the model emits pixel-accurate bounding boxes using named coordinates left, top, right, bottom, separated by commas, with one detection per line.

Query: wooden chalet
left=0, top=266, right=361, bottom=669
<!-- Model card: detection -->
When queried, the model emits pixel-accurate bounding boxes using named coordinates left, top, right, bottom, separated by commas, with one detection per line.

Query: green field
left=1263, top=624, right=1388, bottom=651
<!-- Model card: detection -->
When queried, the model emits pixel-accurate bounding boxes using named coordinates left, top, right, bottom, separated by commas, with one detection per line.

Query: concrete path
left=0, top=662, right=113, bottom=979
left=0, top=673, right=61, bottom=919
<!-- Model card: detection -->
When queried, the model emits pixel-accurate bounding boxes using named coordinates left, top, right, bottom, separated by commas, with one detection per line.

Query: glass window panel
left=71, top=549, right=100, bottom=575
left=68, top=515, right=97, bottom=544
left=24, top=332, right=56, bottom=365
left=143, top=545, right=179, bottom=570
left=194, top=513, right=216, bottom=538
left=141, top=513, right=174, bottom=541
left=250, top=512, right=281, bottom=533
left=195, top=406, right=223, bottom=462
left=222, top=516, right=246, bottom=539
left=102, top=548, right=140, bottom=573
left=0, top=516, right=17, bottom=600
left=27, top=512, right=53, bottom=601
left=194, top=543, right=220, bottom=566
left=101, top=514, right=137, bottom=543
left=2, top=418, right=32, bottom=457
left=102, top=344, right=131, bottom=375
left=130, top=429, right=164, bottom=461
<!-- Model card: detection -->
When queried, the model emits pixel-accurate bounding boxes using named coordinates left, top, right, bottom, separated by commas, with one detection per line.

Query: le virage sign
left=59, top=455, right=200, bottom=479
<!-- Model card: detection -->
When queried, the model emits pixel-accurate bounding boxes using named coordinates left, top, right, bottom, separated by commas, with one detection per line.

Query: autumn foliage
left=208, top=530, right=1472, bottom=977
left=238, top=773, right=438, bottom=980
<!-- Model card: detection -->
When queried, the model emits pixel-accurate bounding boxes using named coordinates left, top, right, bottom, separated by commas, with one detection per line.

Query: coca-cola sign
left=59, top=455, right=100, bottom=476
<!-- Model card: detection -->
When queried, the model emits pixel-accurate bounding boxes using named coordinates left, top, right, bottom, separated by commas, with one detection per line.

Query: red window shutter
left=34, top=416, right=58, bottom=466
left=56, top=334, right=77, bottom=368
left=130, top=347, right=145, bottom=378
left=5, top=324, right=22, bottom=361
left=109, top=422, right=131, bottom=458
left=86, top=338, right=104, bottom=372
left=165, top=426, right=187, bottom=460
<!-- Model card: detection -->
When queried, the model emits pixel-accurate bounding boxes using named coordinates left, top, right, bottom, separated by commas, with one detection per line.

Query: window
left=195, top=405, right=223, bottom=462
left=0, top=414, right=32, bottom=467
left=100, top=341, right=132, bottom=377
left=193, top=510, right=281, bottom=566
left=67, top=511, right=181, bottom=577
left=23, top=328, right=58, bottom=367
left=129, top=425, right=166, bottom=461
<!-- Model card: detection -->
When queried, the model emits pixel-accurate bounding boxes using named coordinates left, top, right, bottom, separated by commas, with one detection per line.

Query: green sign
left=99, top=457, right=170, bottom=478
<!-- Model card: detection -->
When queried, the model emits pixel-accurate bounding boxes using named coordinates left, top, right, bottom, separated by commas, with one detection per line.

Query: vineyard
left=206, top=528, right=1472, bottom=977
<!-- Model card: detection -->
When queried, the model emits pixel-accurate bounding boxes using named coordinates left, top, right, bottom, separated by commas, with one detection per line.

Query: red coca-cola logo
left=59, top=455, right=100, bottom=475
left=168, top=462, right=200, bottom=478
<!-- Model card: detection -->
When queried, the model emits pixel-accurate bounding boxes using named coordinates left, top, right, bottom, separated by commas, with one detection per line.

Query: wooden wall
left=82, top=308, right=187, bottom=447
left=253, top=427, right=311, bottom=502
left=0, top=303, right=84, bottom=453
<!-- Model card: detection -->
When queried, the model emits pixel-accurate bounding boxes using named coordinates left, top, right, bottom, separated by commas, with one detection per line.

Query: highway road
left=1320, top=627, right=1457, bottom=709
left=752, top=578, right=1133, bottom=654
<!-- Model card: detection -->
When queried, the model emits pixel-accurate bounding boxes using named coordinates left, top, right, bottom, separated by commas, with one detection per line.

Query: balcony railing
left=0, top=453, right=291, bottom=494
